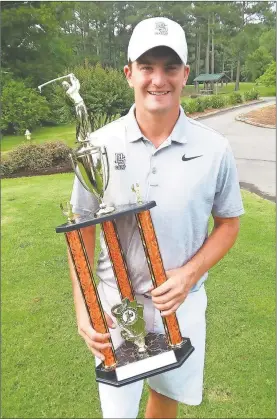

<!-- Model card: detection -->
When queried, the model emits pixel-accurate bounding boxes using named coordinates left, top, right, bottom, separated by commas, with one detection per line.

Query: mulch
left=237, top=104, right=276, bottom=128
left=3, top=164, right=73, bottom=179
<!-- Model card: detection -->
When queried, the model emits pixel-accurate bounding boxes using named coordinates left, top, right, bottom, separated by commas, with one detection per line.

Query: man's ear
left=183, top=65, right=190, bottom=87
left=124, top=64, right=133, bottom=88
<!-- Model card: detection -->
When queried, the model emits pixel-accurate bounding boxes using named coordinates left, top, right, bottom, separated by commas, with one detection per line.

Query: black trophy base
left=95, top=332, right=194, bottom=387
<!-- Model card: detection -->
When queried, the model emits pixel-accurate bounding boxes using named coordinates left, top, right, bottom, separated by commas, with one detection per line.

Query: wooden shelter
left=193, top=73, right=231, bottom=95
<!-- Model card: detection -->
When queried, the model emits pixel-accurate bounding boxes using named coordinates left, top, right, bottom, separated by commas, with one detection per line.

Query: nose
left=151, top=69, right=166, bottom=88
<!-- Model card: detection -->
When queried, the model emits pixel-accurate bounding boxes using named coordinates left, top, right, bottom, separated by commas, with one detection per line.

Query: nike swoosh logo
left=182, top=154, right=203, bottom=161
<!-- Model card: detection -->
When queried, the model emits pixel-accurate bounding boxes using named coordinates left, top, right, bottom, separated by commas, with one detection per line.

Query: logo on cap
left=154, top=21, right=168, bottom=36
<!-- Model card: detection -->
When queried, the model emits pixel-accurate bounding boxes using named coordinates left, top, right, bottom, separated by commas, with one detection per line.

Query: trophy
left=39, top=74, right=194, bottom=386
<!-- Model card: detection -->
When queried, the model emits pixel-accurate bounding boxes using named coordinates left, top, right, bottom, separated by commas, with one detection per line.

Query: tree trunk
left=96, top=22, right=100, bottom=57
left=230, top=64, right=234, bottom=81
left=197, top=32, right=201, bottom=76
left=222, top=51, right=225, bottom=73
left=235, top=58, right=240, bottom=91
left=195, top=30, right=201, bottom=76
left=205, top=15, right=210, bottom=74
left=195, top=31, right=198, bottom=76
left=211, top=14, right=215, bottom=74
left=108, top=23, right=112, bottom=65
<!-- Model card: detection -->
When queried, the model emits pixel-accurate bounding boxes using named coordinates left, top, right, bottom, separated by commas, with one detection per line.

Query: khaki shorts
left=96, top=281, right=207, bottom=418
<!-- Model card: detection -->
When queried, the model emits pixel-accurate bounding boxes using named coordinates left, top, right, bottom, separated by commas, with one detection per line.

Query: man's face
left=124, top=47, right=190, bottom=115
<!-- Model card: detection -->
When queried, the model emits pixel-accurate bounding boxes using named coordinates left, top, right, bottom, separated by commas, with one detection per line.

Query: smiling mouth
left=148, top=91, right=170, bottom=96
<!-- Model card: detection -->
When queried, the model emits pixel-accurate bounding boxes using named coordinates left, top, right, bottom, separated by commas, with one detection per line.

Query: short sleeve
left=212, top=143, right=245, bottom=218
left=70, top=174, right=99, bottom=216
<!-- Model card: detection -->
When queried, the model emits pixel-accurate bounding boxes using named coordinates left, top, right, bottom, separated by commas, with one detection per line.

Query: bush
left=0, top=141, right=72, bottom=177
left=1, top=79, right=50, bottom=134
left=195, top=97, right=206, bottom=112
left=209, top=95, right=227, bottom=109
left=92, top=112, right=121, bottom=131
left=183, top=99, right=199, bottom=114
left=183, top=96, right=214, bottom=114
left=199, top=95, right=212, bottom=109
left=244, top=89, right=260, bottom=101
left=46, top=64, right=134, bottom=125
left=228, top=92, right=243, bottom=105
left=256, top=61, right=276, bottom=87
left=43, top=89, right=74, bottom=125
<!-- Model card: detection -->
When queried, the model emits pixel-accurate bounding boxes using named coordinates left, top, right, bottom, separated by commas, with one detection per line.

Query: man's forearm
left=152, top=217, right=241, bottom=315
left=184, top=217, right=240, bottom=286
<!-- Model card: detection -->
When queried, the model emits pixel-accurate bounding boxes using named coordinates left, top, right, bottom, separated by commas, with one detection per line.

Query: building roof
left=193, top=73, right=230, bottom=82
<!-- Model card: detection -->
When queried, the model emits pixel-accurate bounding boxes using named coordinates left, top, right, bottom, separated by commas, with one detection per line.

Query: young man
left=70, top=17, right=244, bottom=418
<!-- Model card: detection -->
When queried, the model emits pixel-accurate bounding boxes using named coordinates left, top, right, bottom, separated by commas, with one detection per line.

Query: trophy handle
left=69, top=153, right=91, bottom=193
left=101, top=146, right=110, bottom=191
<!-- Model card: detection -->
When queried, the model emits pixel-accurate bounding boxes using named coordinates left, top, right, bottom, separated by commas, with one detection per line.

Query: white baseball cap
left=128, top=17, right=187, bottom=65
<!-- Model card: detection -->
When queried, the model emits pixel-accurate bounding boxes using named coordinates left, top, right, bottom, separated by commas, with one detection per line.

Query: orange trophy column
left=65, top=228, right=117, bottom=369
left=101, top=220, right=135, bottom=302
left=136, top=210, right=183, bottom=347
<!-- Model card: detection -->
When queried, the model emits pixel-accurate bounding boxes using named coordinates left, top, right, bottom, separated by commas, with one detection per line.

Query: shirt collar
left=126, top=104, right=188, bottom=144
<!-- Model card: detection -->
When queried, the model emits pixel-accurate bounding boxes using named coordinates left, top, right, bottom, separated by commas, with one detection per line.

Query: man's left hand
left=150, top=267, right=197, bottom=316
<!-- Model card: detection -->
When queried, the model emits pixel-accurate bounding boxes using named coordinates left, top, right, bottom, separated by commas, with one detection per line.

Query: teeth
left=149, top=92, right=169, bottom=95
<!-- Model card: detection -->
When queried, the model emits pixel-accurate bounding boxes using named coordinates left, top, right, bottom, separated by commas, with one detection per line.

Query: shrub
left=46, top=64, right=134, bottom=125
left=228, top=92, right=243, bottom=105
left=183, top=96, right=214, bottom=114
left=43, top=89, right=74, bottom=125
left=183, top=99, right=199, bottom=114
left=92, top=112, right=121, bottom=131
left=195, top=97, right=206, bottom=112
left=199, top=96, right=212, bottom=109
left=209, top=95, right=227, bottom=109
left=0, top=141, right=72, bottom=177
left=1, top=79, right=50, bottom=134
left=244, top=89, right=260, bottom=101
left=256, top=61, right=276, bottom=87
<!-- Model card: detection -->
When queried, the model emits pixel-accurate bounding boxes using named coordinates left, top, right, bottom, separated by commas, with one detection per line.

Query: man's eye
left=167, top=66, right=178, bottom=70
left=142, top=66, right=152, bottom=70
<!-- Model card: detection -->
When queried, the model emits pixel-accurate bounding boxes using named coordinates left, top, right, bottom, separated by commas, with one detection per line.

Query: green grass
left=2, top=174, right=275, bottom=418
left=1, top=123, right=76, bottom=154
left=182, top=82, right=276, bottom=98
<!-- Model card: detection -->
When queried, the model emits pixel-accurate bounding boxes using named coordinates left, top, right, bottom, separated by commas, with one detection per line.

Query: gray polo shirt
left=71, top=105, right=244, bottom=294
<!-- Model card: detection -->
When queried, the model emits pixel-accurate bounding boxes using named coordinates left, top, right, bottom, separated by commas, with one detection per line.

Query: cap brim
left=129, top=40, right=186, bottom=64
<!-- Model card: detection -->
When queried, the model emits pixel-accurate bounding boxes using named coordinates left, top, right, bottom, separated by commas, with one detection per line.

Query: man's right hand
left=77, top=312, right=116, bottom=361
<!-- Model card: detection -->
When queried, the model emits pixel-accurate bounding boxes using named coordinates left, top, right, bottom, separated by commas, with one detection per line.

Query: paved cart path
left=200, top=98, right=276, bottom=202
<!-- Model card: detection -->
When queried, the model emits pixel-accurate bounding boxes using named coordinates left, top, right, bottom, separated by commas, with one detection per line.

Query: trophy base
left=95, top=333, right=194, bottom=387
left=94, top=205, right=115, bottom=217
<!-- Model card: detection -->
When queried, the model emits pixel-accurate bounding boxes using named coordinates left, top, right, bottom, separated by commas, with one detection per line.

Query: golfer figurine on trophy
left=38, top=74, right=194, bottom=387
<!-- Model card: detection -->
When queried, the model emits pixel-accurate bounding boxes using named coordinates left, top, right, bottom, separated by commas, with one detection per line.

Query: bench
left=200, top=89, right=213, bottom=95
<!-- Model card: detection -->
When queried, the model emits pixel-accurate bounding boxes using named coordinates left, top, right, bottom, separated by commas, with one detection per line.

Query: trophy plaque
left=39, top=74, right=194, bottom=387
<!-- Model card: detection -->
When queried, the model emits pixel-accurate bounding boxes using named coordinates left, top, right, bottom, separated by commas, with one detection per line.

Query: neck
left=135, top=105, right=180, bottom=148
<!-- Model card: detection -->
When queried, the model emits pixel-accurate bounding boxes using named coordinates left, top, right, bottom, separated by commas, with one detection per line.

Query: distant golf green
left=2, top=173, right=275, bottom=418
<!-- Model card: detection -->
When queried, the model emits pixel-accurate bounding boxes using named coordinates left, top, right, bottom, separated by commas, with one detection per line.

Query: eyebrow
left=137, top=59, right=182, bottom=66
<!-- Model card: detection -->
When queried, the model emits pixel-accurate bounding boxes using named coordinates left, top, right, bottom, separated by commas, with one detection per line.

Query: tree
left=1, top=1, right=75, bottom=86
left=259, top=28, right=276, bottom=59
left=1, top=76, right=50, bottom=134
left=244, top=46, right=274, bottom=80
left=256, top=61, right=276, bottom=86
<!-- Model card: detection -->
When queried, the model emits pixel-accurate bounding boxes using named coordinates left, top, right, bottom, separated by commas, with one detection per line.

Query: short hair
left=128, top=46, right=183, bottom=69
